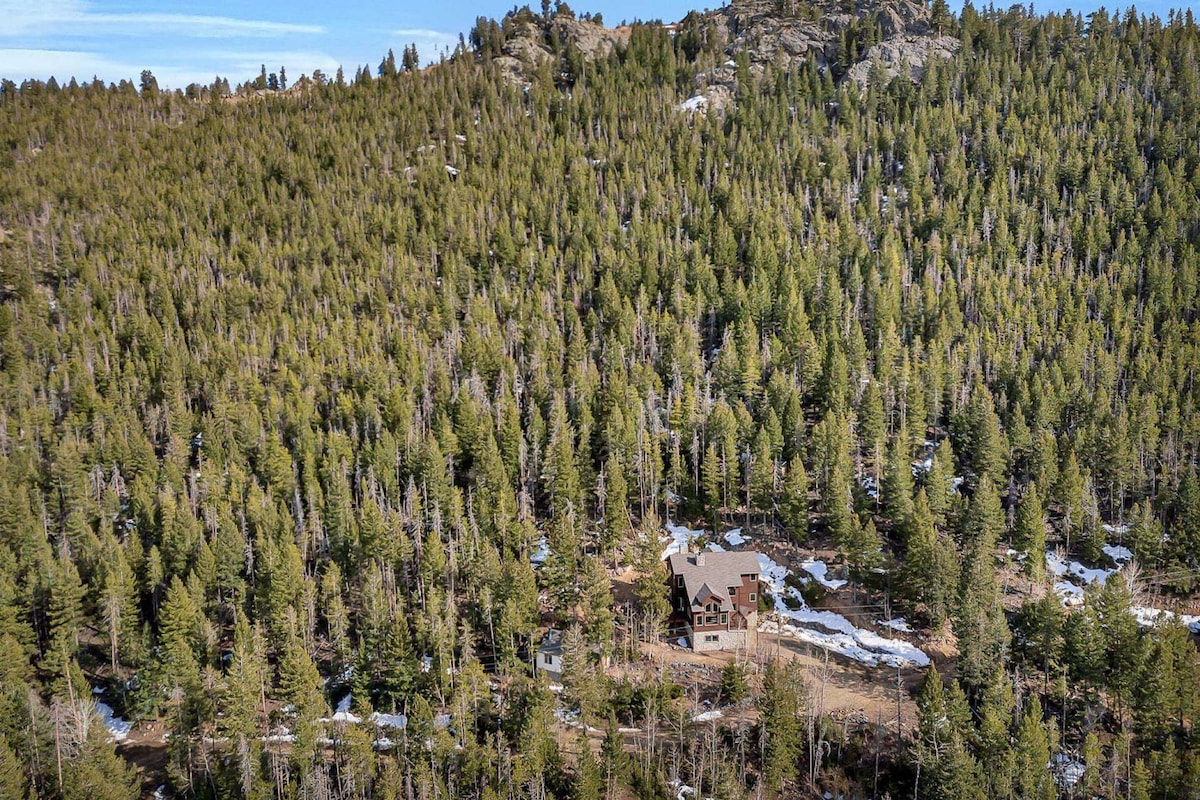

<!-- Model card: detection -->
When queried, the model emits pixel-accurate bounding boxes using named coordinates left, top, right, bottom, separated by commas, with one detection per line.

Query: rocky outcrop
left=489, top=15, right=630, bottom=86
left=703, top=0, right=958, bottom=91
left=481, top=1, right=958, bottom=99
left=843, top=34, right=959, bottom=86
left=550, top=16, right=629, bottom=60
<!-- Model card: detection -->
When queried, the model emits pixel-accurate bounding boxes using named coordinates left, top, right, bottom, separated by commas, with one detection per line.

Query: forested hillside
left=2, top=1, right=1200, bottom=798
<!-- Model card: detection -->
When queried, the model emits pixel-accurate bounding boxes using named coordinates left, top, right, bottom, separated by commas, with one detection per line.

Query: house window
left=694, top=614, right=702, bottom=626
left=720, top=613, right=728, bottom=625
left=727, top=587, right=737, bottom=597
left=706, top=615, right=718, bottom=625
left=544, top=654, right=554, bottom=665
left=749, top=593, right=757, bottom=602
left=704, top=635, right=719, bottom=643
left=676, top=575, right=684, bottom=588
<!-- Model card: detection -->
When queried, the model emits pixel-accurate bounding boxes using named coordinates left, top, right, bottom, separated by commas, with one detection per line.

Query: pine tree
left=157, top=575, right=202, bottom=695
left=1094, top=575, right=1142, bottom=710
left=1013, top=482, right=1047, bottom=578
left=749, top=426, right=776, bottom=517
left=1055, top=450, right=1086, bottom=552
left=961, top=474, right=1004, bottom=549
left=923, top=439, right=956, bottom=526
left=882, top=429, right=915, bottom=531
left=1013, top=697, right=1057, bottom=800
left=571, top=733, right=603, bottom=800
left=601, top=454, right=629, bottom=548
left=973, top=668, right=1015, bottom=800
left=220, top=614, right=266, bottom=797
left=1135, top=618, right=1198, bottom=745
left=63, top=726, right=139, bottom=800
left=900, top=490, right=958, bottom=627
left=278, top=634, right=325, bottom=718
left=600, top=715, right=628, bottom=798
left=0, top=736, right=28, bottom=800
left=1064, top=602, right=1106, bottom=696
left=1128, top=500, right=1163, bottom=568
left=781, top=455, right=809, bottom=541
left=758, top=660, right=806, bottom=792
left=954, top=535, right=1008, bottom=695
left=544, top=397, right=582, bottom=520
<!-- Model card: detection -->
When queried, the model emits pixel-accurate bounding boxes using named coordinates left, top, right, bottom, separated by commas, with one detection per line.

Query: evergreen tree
left=1013, top=482, right=1047, bottom=579
left=758, top=660, right=806, bottom=793
left=900, top=490, right=958, bottom=627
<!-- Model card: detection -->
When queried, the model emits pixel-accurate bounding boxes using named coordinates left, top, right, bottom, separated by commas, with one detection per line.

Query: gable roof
left=667, top=551, right=761, bottom=610
left=537, top=628, right=564, bottom=656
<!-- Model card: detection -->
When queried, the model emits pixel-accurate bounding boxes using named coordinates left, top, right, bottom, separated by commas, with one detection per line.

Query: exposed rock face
left=490, top=15, right=630, bottom=86
left=483, top=1, right=958, bottom=98
left=843, top=34, right=959, bottom=86
left=705, top=0, right=958, bottom=89
left=550, top=16, right=629, bottom=60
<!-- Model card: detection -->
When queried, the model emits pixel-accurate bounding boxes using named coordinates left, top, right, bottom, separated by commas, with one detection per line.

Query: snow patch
left=879, top=617, right=914, bottom=633
left=724, top=528, right=747, bottom=547
left=1131, top=606, right=1200, bottom=633
left=371, top=711, right=407, bottom=729
left=800, top=559, right=847, bottom=591
left=1052, top=754, right=1086, bottom=788
left=332, top=694, right=361, bottom=724
left=756, top=553, right=929, bottom=668
left=692, top=710, right=723, bottom=722
left=680, top=95, right=707, bottom=112
left=1046, top=550, right=1116, bottom=586
left=858, top=474, right=879, bottom=500
left=1103, top=544, right=1133, bottom=563
left=94, top=700, right=132, bottom=743
left=669, top=780, right=696, bottom=800
left=264, top=726, right=295, bottom=743
left=530, top=535, right=550, bottom=567
left=661, top=521, right=704, bottom=561
left=1054, top=581, right=1086, bottom=606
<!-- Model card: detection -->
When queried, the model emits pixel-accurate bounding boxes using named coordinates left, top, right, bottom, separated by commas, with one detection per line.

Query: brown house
left=667, top=550, right=761, bottom=652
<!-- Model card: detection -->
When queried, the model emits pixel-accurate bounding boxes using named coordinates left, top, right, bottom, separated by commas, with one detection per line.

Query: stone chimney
left=694, top=552, right=705, bottom=567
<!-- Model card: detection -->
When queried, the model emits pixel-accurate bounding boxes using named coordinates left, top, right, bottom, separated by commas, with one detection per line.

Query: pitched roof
left=537, top=628, right=564, bottom=656
left=668, top=551, right=761, bottom=610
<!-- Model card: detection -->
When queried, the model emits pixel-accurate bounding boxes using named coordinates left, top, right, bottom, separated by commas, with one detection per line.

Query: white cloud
left=390, top=28, right=460, bottom=61
left=0, top=1, right=322, bottom=39
left=0, top=48, right=201, bottom=87
left=0, top=47, right=340, bottom=89
left=213, top=50, right=343, bottom=79
left=391, top=28, right=458, bottom=43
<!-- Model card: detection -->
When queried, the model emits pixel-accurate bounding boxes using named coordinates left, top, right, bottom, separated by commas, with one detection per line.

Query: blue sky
left=0, top=0, right=1192, bottom=88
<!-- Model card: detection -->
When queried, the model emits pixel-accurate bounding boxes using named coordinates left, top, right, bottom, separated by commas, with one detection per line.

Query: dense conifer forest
left=3, top=1, right=1200, bottom=797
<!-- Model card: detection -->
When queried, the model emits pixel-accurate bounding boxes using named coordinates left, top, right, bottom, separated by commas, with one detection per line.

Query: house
left=667, top=550, right=761, bottom=652
left=534, top=628, right=564, bottom=681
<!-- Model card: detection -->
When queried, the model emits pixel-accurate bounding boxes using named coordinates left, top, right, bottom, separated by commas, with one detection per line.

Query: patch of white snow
left=756, top=553, right=929, bottom=668
left=800, top=559, right=847, bottom=591
left=94, top=700, right=132, bottom=743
